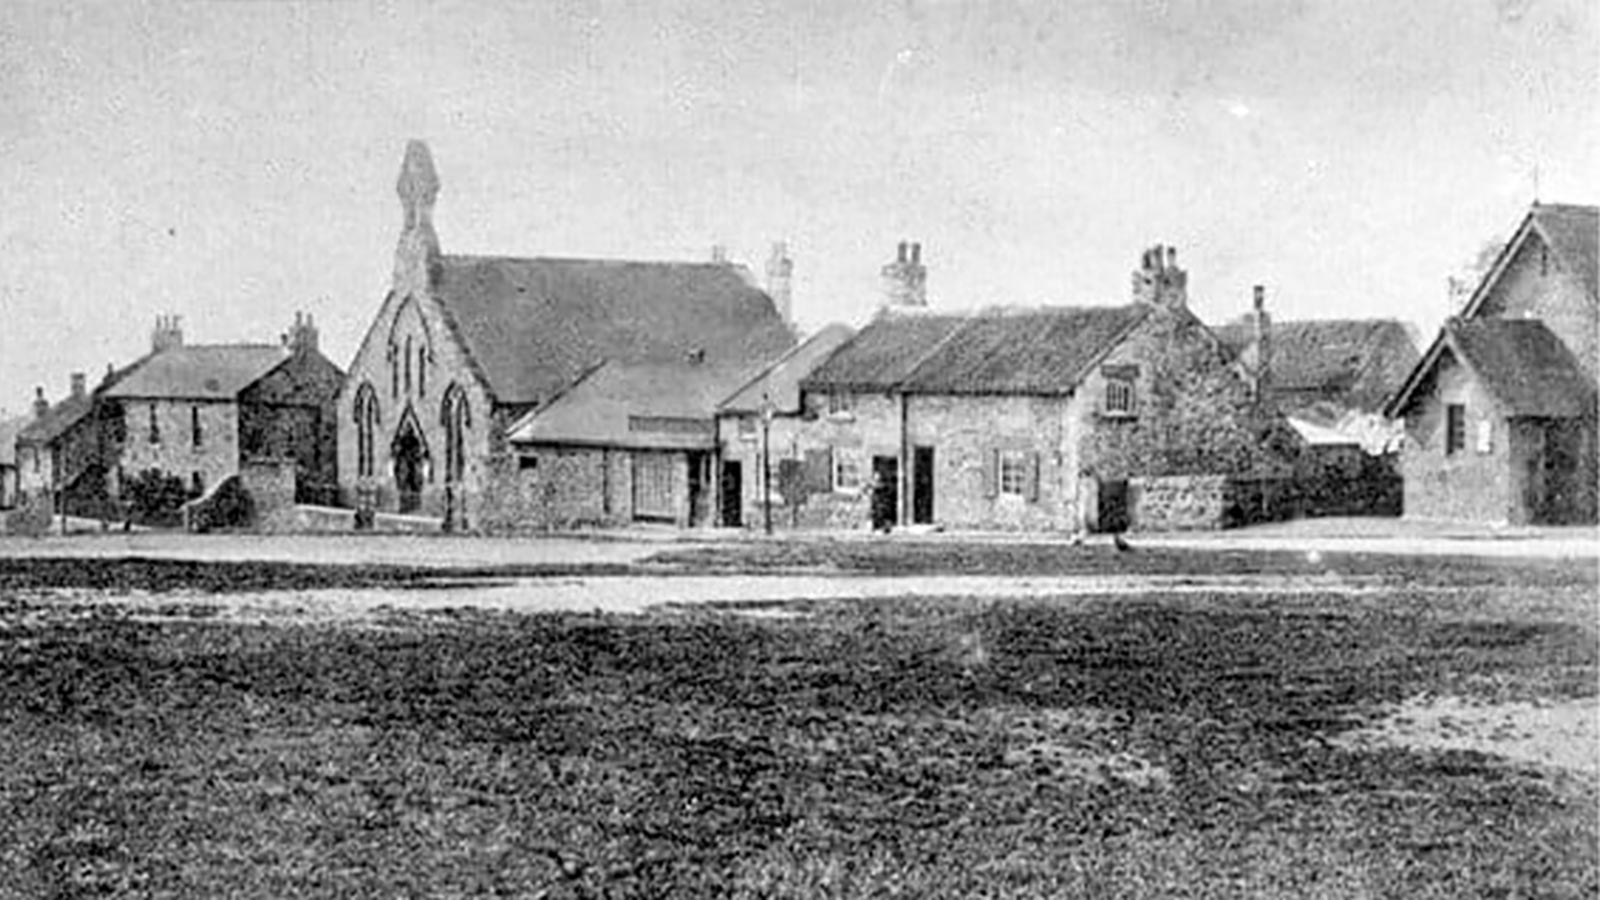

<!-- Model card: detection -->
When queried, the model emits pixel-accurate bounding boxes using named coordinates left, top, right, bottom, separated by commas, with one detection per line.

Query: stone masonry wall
left=1399, top=351, right=1513, bottom=523
left=905, top=394, right=1077, bottom=531
left=1129, top=474, right=1228, bottom=531
left=480, top=446, right=635, bottom=533
left=116, top=399, right=240, bottom=497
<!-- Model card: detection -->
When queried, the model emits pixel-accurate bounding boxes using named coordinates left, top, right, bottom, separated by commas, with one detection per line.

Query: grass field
left=0, top=550, right=1594, bottom=897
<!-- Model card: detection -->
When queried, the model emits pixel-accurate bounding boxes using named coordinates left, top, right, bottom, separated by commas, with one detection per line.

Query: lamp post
left=759, top=392, right=775, bottom=536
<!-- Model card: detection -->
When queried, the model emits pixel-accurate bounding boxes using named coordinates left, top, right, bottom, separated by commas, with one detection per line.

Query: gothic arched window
left=440, top=383, right=472, bottom=483
left=354, top=382, right=380, bottom=478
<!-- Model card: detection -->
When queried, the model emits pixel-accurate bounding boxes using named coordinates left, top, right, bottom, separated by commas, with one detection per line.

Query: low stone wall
left=276, top=504, right=357, bottom=533
left=1, top=493, right=53, bottom=536
left=240, top=458, right=298, bottom=532
left=1129, top=474, right=1229, bottom=531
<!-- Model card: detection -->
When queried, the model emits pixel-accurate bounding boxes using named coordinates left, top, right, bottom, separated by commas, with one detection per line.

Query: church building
left=338, top=141, right=794, bottom=530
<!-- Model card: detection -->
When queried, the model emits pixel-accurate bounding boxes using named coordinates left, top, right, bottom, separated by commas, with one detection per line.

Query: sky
left=1, top=0, right=1595, bottom=415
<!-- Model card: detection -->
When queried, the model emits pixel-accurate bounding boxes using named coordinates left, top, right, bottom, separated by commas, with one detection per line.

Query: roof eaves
left=1459, top=209, right=1537, bottom=320
left=1382, top=327, right=1449, bottom=418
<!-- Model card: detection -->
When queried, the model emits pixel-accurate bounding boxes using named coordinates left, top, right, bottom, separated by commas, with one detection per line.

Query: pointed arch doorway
left=392, top=410, right=429, bottom=514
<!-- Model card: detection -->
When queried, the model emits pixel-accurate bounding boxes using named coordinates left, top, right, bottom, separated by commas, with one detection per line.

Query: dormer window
left=827, top=391, right=855, bottom=418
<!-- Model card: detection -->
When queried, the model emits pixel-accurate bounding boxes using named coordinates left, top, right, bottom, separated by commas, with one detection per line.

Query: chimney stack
left=285, top=311, right=319, bottom=356
left=881, top=239, right=928, bottom=309
left=69, top=372, right=86, bottom=400
left=765, top=241, right=794, bottom=329
left=710, top=244, right=729, bottom=265
left=1131, top=244, right=1187, bottom=309
left=1248, top=285, right=1272, bottom=407
left=151, top=314, right=184, bottom=354
left=32, top=387, right=48, bottom=420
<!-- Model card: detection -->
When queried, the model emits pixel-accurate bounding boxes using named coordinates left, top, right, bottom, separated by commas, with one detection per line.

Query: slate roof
left=1386, top=318, right=1597, bottom=419
left=102, top=345, right=290, bottom=401
left=507, top=360, right=757, bottom=450
left=898, top=306, right=1150, bottom=395
left=719, top=324, right=856, bottom=415
left=16, top=394, right=94, bottom=446
left=434, top=255, right=796, bottom=408
left=1215, top=319, right=1419, bottom=414
left=802, top=312, right=968, bottom=391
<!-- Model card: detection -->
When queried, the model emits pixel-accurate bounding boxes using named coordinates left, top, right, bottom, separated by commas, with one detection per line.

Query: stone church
left=339, top=141, right=794, bottom=529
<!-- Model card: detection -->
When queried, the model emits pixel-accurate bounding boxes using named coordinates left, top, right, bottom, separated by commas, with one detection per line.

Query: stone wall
left=480, top=447, right=636, bottom=533
left=906, top=394, right=1076, bottom=532
left=116, top=399, right=241, bottom=497
left=240, top=348, right=344, bottom=505
left=1129, top=474, right=1229, bottom=531
left=1399, top=350, right=1514, bottom=523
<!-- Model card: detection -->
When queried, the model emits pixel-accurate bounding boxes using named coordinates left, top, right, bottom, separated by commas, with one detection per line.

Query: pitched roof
left=102, top=345, right=290, bottom=400
left=719, top=323, right=856, bottom=415
left=802, top=312, right=969, bottom=391
left=433, top=255, right=796, bottom=408
left=16, top=394, right=94, bottom=446
left=898, top=305, right=1150, bottom=395
left=507, top=360, right=756, bottom=450
left=1532, top=203, right=1598, bottom=300
left=1386, top=318, right=1597, bottom=418
left=1462, top=202, right=1599, bottom=318
left=1215, top=319, right=1420, bottom=414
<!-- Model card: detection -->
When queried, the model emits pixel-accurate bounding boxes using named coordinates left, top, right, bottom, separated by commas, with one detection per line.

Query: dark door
left=871, top=455, right=898, bottom=532
left=912, top=446, right=935, bottom=525
left=719, top=461, right=742, bottom=527
left=393, top=427, right=425, bottom=514
left=1097, top=478, right=1129, bottom=534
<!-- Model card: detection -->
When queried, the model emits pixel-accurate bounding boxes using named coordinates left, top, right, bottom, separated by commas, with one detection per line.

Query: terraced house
left=732, top=244, right=1283, bottom=533
left=1387, top=202, right=1598, bottom=525
left=339, top=141, right=794, bottom=530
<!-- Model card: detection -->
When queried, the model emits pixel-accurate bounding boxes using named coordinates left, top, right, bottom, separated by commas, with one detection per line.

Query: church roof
left=434, top=255, right=796, bottom=409
left=102, top=345, right=290, bottom=401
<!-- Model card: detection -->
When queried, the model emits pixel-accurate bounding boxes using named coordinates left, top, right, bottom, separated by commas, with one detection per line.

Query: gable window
left=191, top=406, right=203, bottom=448
left=148, top=403, right=160, bottom=444
left=827, top=391, right=855, bottom=418
left=404, top=337, right=413, bottom=396
left=418, top=345, right=428, bottom=397
left=1102, top=364, right=1139, bottom=416
left=998, top=450, right=1030, bottom=496
left=1445, top=403, right=1466, bottom=455
left=833, top=453, right=862, bottom=493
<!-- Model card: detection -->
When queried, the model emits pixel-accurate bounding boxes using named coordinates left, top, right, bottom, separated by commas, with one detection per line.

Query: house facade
left=338, top=141, right=794, bottom=531
left=723, top=245, right=1279, bottom=532
left=14, top=375, right=100, bottom=516
left=1387, top=202, right=1598, bottom=525
left=101, top=314, right=344, bottom=510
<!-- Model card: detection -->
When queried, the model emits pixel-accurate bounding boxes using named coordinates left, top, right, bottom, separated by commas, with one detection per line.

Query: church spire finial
left=393, top=140, right=441, bottom=294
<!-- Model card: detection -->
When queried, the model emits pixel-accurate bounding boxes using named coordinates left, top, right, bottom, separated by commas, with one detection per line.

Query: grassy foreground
left=0, top=552, right=1594, bottom=897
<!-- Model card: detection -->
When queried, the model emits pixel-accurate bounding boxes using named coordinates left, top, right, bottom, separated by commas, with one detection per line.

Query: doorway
left=912, top=446, right=935, bottom=525
left=719, top=460, right=742, bottom=527
left=392, top=422, right=426, bottom=514
left=1096, top=478, right=1129, bottom=534
left=871, top=455, right=898, bottom=532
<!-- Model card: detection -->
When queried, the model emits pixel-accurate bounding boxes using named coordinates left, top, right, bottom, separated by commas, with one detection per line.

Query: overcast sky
left=1, top=0, right=1594, bottom=415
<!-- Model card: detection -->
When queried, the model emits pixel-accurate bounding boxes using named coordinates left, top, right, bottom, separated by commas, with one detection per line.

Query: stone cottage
left=715, top=323, right=856, bottom=529
left=101, top=313, right=344, bottom=509
left=338, top=141, right=794, bottom=530
left=0, top=414, right=24, bottom=509
left=1386, top=202, right=1598, bottom=525
left=763, top=244, right=1279, bottom=533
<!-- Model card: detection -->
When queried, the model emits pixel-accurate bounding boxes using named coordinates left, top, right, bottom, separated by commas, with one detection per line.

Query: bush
left=123, top=469, right=195, bottom=529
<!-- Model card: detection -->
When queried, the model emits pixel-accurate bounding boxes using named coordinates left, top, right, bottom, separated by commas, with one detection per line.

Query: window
left=440, top=383, right=472, bottom=483
left=354, top=382, right=380, bottom=477
left=191, top=472, right=205, bottom=496
left=827, top=391, right=855, bottom=417
left=148, top=403, right=160, bottom=444
left=518, top=455, right=539, bottom=471
left=1445, top=403, right=1466, bottom=455
left=1104, top=378, right=1136, bottom=415
left=191, top=405, right=203, bottom=448
left=833, top=453, right=862, bottom=492
left=418, top=345, right=427, bottom=397
left=404, top=337, right=413, bottom=396
left=998, top=449, right=1030, bottom=496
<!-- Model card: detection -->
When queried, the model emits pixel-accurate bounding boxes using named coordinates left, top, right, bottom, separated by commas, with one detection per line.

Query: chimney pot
left=70, top=373, right=86, bottom=399
left=897, top=241, right=908, bottom=263
left=32, top=386, right=48, bottom=420
left=1166, top=246, right=1177, bottom=269
left=911, top=242, right=921, bottom=264
left=1253, top=285, right=1265, bottom=311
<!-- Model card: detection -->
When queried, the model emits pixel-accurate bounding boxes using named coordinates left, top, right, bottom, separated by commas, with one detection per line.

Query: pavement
left=0, top=516, right=1593, bottom=566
